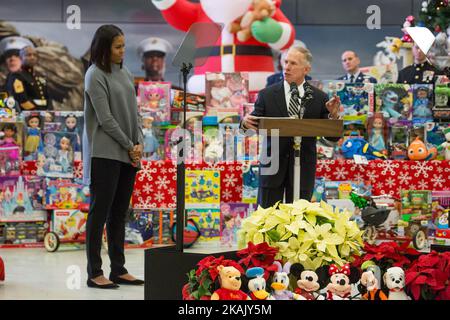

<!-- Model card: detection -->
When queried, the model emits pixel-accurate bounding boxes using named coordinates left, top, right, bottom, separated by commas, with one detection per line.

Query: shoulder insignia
left=13, top=79, right=24, bottom=94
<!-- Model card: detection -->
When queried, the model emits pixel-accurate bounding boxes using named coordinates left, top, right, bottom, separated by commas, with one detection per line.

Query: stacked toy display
left=181, top=199, right=450, bottom=300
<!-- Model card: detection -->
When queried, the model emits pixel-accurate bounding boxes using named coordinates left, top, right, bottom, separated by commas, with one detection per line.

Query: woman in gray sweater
left=83, top=25, right=144, bottom=289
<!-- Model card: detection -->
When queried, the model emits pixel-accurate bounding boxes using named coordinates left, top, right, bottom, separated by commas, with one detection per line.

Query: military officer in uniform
left=6, top=44, right=52, bottom=111
left=397, top=43, right=440, bottom=84
left=0, top=36, right=33, bottom=92
left=137, top=37, right=173, bottom=82
left=337, top=51, right=377, bottom=83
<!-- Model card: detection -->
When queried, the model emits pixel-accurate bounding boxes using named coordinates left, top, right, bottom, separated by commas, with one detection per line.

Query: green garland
left=418, top=0, right=450, bottom=32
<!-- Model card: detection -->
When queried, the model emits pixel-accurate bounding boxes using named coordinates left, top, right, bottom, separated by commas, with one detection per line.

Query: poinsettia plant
left=182, top=255, right=244, bottom=300
left=237, top=241, right=279, bottom=280
left=352, top=241, right=420, bottom=273
left=405, top=251, right=450, bottom=300
left=237, top=200, right=364, bottom=270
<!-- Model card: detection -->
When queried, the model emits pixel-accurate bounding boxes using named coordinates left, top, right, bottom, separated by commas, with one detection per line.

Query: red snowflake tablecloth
left=131, top=160, right=243, bottom=209
left=316, top=159, right=450, bottom=197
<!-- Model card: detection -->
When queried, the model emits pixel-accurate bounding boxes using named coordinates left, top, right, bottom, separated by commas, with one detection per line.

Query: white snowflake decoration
left=333, top=167, right=348, bottom=180
left=377, top=161, right=400, bottom=176
left=385, top=177, right=396, bottom=188
left=155, top=175, right=170, bottom=190
left=222, top=190, right=233, bottom=201
left=411, top=162, right=433, bottom=178
left=431, top=174, right=445, bottom=188
left=143, top=183, right=153, bottom=194
left=398, top=172, right=412, bottom=185
left=418, top=180, right=429, bottom=190
left=223, top=173, right=238, bottom=187
left=154, top=191, right=165, bottom=202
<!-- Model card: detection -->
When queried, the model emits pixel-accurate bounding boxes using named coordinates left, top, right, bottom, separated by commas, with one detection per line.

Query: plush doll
left=407, top=136, right=438, bottom=161
left=211, top=265, right=251, bottom=300
left=383, top=267, right=411, bottom=300
left=317, top=263, right=361, bottom=300
left=270, top=261, right=302, bottom=300
left=358, top=263, right=388, bottom=300
left=246, top=267, right=272, bottom=300
left=151, top=0, right=295, bottom=93
left=341, top=137, right=387, bottom=160
left=231, top=0, right=277, bottom=43
left=290, top=263, right=322, bottom=300
left=437, top=127, right=450, bottom=161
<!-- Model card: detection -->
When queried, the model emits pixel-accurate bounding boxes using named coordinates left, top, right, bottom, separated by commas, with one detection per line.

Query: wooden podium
left=258, top=117, right=343, bottom=200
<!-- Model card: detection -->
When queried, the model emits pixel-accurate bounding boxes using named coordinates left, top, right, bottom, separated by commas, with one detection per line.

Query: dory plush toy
left=407, top=137, right=438, bottom=161
left=341, top=138, right=387, bottom=160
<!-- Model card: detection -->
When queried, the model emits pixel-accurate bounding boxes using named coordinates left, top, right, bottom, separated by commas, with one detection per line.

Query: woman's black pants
left=86, top=157, right=137, bottom=279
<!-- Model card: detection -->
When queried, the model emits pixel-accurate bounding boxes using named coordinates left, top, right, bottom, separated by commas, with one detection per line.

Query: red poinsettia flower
left=237, top=242, right=279, bottom=279
left=405, top=251, right=450, bottom=300
left=361, top=241, right=420, bottom=268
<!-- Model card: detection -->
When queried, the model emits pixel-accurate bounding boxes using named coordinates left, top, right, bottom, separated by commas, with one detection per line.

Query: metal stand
left=175, top=62, right=193, bottom=252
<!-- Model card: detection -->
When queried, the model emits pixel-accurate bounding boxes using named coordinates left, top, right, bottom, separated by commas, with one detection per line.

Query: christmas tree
left=418, top=0, right=450, bottom=33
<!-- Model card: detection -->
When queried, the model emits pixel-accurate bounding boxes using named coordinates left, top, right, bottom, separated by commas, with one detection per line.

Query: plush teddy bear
left=211, top=265, right=251, bottom=300
left=229, top=0, right=277, bottom=43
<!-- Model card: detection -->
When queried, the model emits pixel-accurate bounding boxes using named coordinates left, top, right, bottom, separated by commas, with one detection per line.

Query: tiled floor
left=0, top=247, right=145, bottom=300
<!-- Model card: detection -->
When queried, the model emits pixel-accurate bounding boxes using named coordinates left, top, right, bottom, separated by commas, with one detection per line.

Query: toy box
left=185, top=170, right=220, bottom=208
left=0, top=121, right=24, bottom=156
left=400, top=190, right=432, bottom=222
left=0, top=221, right=46, bottom=245
left=412, top=84, right=434, bottom=125
left=360, top=63, right=398, bottom=84
left=151, top=210, right=174, bottom=245
left=389, top=122, right=410, bottom=160
left=44, top=178, right=90, bottom=210
left=331, top=82, right=374, bottom=122
left=312, top=178, right=326, bottom=203
left=375, top=84, right=413, bottom=124
left=137, top=81, right=171, bottom=125
left=22, top=111, right=44, bottom=161
left=52, top=209, right=87, bottom=241
left=367, top=112, right=389, bottom=154
left=433, top=76, right=450, bottom=121
left=0, top=146, right=21, bottom=177
left=125, top=210, right=154, bottom=248
left=37, top=131, right=76, bottom=178
left=219, top=203, right=254, bottom=247
left=0, top=176, right=47, bottom=222
left=431, top=191, right=450, bottom=242
left=187, top=208, right=221, bottom=244
left=242, top=163, right=259, bottom=204
left=205, top=72, right=249, bottom=116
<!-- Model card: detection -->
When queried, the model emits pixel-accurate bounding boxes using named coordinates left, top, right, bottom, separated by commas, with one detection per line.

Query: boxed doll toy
left=205, top=72, right=249, bottom=116
left=37, top=131, right=76, bottom=178
left=44, top=178, right=90, bottom=210
left=431, top=191, right=450, bottom=243
left=412, top=84, right=433, bottom=124
left=219, top=203, right=253, bottom=247
left=22, top=112, right=44, bottom=161
left=185, top=170, right=220, bottom=209
left=367, top=112, right=389, bottom=154
left=0, top=221, right=46, bottom=245
left=0, top=146, right=21, bottom=176
left=375, top=84, right=413, bottom=124
left=0, top=176, right=46, bottom=222
left=137, top=81, right=171, bottom=125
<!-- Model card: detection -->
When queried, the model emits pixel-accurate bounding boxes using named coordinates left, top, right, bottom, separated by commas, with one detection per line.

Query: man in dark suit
left=242, top=46, right=341, bottom=208
left=337, top=51, right=377, bottom=84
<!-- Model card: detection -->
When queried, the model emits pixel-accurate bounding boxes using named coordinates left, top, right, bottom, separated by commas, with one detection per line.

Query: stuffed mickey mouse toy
left=290, top=263, right=322, bottom=300
left=317, top=263, right=360, bottom=300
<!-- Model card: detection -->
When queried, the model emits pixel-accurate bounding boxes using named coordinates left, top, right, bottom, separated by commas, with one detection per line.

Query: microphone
left=290, top=82, right=299, bottom=99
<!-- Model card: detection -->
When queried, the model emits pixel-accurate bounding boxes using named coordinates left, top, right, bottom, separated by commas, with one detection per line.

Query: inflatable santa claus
left=151, top=0, right=295, bottom=93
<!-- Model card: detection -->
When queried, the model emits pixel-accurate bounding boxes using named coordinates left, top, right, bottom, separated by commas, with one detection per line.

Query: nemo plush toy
left=407, top=136, right=438, bottom=161
left=211, top=265, right=251, bottom=300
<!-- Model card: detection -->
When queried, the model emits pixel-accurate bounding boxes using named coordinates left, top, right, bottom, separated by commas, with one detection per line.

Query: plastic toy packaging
left=137, top=81, right=171, bottom=125
left=185, top=170, right=220, bottom=208
left=412, top=84, right=433, bottom=124
left=37, top=131, right=76, bottom=178
left=375, top=84, right=412, bottom=124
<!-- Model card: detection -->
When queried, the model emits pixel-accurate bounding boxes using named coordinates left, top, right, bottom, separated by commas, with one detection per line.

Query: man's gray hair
left=289, top=46, right=313, bottom=67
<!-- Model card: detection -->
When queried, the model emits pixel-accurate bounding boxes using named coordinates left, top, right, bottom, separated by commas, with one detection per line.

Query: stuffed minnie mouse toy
left=317, top=263, right=360, bottom=300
